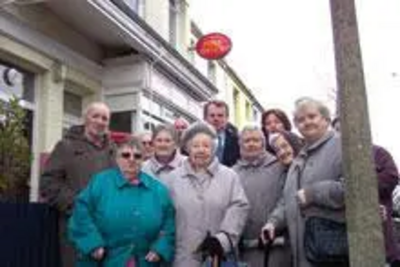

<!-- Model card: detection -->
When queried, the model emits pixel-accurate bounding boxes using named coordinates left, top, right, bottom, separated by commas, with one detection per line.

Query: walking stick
left=212, top=255, right=219, bottom=267
left=263, top=240, right=271, bottom=267
left=262, top=230, right=272, bottom=267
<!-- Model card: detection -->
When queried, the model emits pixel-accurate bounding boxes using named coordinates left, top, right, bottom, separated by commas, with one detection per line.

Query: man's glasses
left=120, top=152, right=143, bottom=160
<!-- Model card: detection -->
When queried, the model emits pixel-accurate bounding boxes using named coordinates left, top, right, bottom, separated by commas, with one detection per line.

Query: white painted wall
left=150, top=67, right=202, bottom=118
left=103, top=59, right=146, bottom=90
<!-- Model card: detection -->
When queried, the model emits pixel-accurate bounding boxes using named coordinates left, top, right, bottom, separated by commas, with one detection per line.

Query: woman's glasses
left=120, top=152, right=143, bottom=160
left=142, top=141, right=152, bottom=146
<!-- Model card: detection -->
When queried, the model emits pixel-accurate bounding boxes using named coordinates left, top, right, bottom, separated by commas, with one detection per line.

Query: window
left=124, top=0, right=139, bottom=12
left=63, top=90, right=83, bottom=135
left=0, top=65, right=35, bottom=104
left=0, top=63, right=36, bottom=145
left=64, top=91, right=82, bottom=117
left=110, top=111, right=133, bottom=133
left=253, top=108, right=259, bottom=122
left=245, top=101, right=252, bottom=121
left=0, top=62, right=36, bottom=200
left=142, top=111, right=164, bottom=132
left=120, top=0, right=145, bottom=16
left=207, top=61, right=216, bottom=84
left=169, top=0, right=178, bottom=46
left=233, top=88, right=240, bottom=122
left=144, top=121, right=156, bottom=132
left=189, top=38, right=196, bottom=63
left=137, top=0, right=145, bottom=17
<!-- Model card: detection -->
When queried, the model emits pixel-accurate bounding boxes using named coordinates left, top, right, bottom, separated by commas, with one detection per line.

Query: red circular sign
left=195, top=33, right=232, bottom=60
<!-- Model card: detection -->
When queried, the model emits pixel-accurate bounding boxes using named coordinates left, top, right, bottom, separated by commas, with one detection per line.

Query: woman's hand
left=145, top=251, right=161, bottom=262
left=197, top=234, right=224, bottom=258
left=261, top=223, right=275, bottom=244
left=297, top=189, right=307, bottom=206
left=91, top=247, right=105, bottom=261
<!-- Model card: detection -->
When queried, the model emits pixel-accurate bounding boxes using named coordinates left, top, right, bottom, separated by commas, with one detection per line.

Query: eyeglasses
left=142, top=141, right=152, bottom=146
left=120, top=152, right=143, bottom=160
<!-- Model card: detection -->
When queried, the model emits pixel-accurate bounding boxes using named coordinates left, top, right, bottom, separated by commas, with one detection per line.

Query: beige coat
left=141, top=151, right=186, bottom=184
left=164, top=158, right=250, bottom=267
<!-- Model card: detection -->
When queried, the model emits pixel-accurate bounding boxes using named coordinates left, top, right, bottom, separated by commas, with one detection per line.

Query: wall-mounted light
left=2, top=68, right=23, bottom=87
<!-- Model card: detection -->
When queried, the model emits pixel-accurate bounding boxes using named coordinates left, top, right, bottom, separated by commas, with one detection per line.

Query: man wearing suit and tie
left=203, top=100, right=240, bottom=167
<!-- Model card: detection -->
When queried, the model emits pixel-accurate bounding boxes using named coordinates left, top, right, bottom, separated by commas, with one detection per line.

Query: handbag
left=304, top=216, right=349, bottom=264
left=202, top=232, right=248, bottom=267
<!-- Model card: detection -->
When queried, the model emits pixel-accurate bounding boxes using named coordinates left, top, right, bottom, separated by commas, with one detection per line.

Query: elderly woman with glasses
left=138, top=132, right=154, bottom=161
left=68, top=137, right=175, bottom=267
left=142, top=124, right=186, bottom=184
left=164, top=122, right=249, bottom=267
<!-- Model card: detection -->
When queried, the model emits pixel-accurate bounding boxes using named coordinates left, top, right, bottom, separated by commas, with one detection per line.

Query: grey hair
left=138, top=131, right=152, bottom=139
left=181, top=121, right=217, bottom=153
left=152, top=124, right=179, bottom=144
left=239, top=125, right=266, bottom=147
left=114, top=136, right=144, bottom=155
left=83, top=102, right=110, bottom=120
left=294, top=97, right=331, bottom=122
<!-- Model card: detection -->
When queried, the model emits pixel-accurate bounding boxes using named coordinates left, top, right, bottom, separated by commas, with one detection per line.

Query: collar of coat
left=220, top=122, right=239, bottom=137
left=65, top=125, right=111, bottom=149
left=292, top=131, right=335, bottom=171
left=181, top=157, right=220, bottom=178
left=148, top=150, right=185, bottom=175
left=115, top=169, right=152, bottom=189
left=236, top=152, right=278, bottom=169
left=301, top=130, right=335, bottom=155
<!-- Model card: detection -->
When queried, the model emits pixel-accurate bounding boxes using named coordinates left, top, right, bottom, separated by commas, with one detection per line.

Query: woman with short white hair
left=165, top=122, right=249, bottom=267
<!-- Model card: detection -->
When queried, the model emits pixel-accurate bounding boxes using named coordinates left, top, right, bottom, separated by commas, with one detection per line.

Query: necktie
left=217, top=133, right=224, bottom=161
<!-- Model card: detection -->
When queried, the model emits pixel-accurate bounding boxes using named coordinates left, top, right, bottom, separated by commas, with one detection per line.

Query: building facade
left=0, top=0, right=264, bottom=201
left=0, top=0, right=216, bottom=201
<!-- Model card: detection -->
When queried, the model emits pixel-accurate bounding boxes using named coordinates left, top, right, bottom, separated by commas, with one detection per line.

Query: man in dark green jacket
left=40, top=102, right=115, bottom=267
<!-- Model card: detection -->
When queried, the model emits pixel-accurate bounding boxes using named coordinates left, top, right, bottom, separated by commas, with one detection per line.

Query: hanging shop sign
left=195, top=33, right=232, bottom=60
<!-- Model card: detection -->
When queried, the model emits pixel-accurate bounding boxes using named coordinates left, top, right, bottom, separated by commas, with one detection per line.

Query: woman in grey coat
left=263, top=98, right=346, bottom=267
left=164, top=122, right=250, bottom=267
left=233, top=126, right=291, bottom=267
left=142, top=124, right=185, bottom=184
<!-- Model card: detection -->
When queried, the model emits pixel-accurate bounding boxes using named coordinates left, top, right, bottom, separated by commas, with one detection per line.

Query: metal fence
left=0, top=203, right=60, bottom=266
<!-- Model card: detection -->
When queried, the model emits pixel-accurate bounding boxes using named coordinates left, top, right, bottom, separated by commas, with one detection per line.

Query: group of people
left=39, top=98, right=400, bottom=267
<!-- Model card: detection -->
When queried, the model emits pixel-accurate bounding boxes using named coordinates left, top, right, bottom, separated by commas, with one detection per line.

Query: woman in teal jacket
left=68, top=137, right=175, bottom=266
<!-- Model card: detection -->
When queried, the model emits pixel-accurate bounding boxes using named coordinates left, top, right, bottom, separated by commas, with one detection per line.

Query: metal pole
left=329, top=0, right=386, bottom=266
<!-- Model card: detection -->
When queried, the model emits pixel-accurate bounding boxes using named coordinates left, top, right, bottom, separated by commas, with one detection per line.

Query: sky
left=191, top=0, right=400, bottom=166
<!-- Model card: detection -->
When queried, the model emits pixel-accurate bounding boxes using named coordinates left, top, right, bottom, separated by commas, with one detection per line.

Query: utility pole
left=329, top=0, right=386, bottom=266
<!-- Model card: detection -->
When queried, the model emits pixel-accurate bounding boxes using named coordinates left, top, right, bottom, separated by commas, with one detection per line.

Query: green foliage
left=0, top=96, right=31, bottom=201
